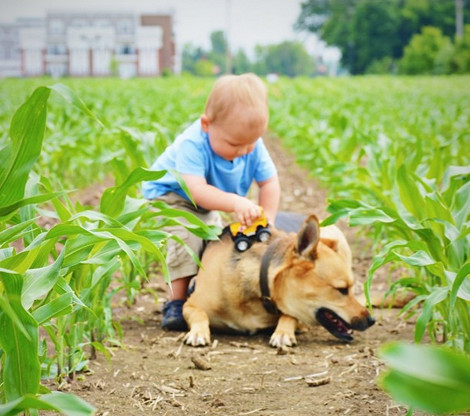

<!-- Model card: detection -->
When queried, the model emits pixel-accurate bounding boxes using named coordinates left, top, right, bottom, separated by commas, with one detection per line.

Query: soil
left=48, top=136, right=425, bottom=416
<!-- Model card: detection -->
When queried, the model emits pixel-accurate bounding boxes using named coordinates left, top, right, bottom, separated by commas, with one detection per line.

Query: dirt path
left=53, top=136, right=422, bottom=416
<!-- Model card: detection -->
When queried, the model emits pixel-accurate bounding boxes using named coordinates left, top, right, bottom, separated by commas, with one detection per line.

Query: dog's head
left=272, top=215, right=375, bottom=342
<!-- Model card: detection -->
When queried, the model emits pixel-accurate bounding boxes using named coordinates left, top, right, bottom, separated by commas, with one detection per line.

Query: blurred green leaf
left=0, top=391, right=95, bottom=416
left=380, top=342, right=470, bottom=414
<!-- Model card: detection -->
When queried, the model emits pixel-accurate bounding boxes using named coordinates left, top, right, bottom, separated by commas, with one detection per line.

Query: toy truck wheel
left=257, top=228, right=271, bottom=242
left=235, top=235, right=251, bottom=252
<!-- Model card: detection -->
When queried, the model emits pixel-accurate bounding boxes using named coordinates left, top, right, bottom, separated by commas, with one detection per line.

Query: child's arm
left=182, top=174, right=261, bottom=226
left=257, top=174, right=280, bottom=225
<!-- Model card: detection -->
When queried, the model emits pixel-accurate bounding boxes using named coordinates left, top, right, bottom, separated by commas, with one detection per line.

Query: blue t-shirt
left=142, top=119, right=277, bottom=201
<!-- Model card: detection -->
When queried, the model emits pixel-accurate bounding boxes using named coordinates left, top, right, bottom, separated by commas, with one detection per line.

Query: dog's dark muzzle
left=315, top=308, right=375, bottom=342
left=351, top=314, right=375, bottom=331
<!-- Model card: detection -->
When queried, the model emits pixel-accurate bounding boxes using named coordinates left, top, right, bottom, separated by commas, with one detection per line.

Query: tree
left=232, top=49, right=252, bottom=74
left=182, top=43, right=205, bottom=74
left=295, top=0, right=470, bottom=74
left=351, top=0, right=400, bottom=74
left=254, top=41, right=315, bottom=77
left=452, top=24, right=470, bottom=72
left=208, top=30, right=228, bottom=74
left=399, top=26, right=453, bottom=74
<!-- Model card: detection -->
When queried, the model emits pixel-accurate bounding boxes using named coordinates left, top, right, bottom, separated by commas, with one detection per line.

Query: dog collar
left=259, top=243, right=280, bottom=315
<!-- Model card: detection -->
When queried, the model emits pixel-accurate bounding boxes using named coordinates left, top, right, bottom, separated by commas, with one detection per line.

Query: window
left=47, top=44, right=67, bottom=55
left=117, top=19, right=133, bottom=34
left=49, top=19, right=65, bottom=35
left=116, top=44, right=135, bottom=55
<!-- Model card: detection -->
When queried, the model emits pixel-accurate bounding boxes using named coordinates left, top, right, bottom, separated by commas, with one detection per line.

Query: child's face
left=201, top=114, right=266, bottom=161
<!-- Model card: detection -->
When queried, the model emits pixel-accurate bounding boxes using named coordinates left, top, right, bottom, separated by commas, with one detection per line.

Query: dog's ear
left=296, top=215, right=320, bottom=259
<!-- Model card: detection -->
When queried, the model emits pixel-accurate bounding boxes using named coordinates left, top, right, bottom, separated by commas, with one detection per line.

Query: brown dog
left=183, top=214, right=375, bottom=347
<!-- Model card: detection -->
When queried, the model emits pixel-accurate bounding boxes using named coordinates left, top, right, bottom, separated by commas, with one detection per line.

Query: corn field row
left=0, top=75, right=469, bottom=415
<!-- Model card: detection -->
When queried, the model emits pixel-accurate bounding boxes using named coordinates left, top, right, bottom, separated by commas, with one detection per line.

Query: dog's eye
left=337, top=287, right=349, bottom=295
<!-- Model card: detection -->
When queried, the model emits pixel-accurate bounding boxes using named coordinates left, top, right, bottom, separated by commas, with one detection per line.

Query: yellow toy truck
left=227, top=207, right=271, bottom=252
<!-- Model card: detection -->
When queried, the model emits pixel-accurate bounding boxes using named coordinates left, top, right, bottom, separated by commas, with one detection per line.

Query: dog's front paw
left=183, top=324, right=211, bottom=347
left=269, top=331, right=297, bottom=348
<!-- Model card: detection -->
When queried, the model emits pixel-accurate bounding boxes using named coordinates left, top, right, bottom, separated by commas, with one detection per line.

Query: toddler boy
left=143, top=73, right=280, bottom=330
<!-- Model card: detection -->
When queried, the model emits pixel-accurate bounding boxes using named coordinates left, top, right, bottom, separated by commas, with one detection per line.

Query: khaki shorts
left=157, top=192, right=223, bottom=281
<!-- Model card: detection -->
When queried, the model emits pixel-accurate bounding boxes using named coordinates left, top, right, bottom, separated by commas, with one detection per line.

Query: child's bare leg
left=168, top=276, right=191, bottom=300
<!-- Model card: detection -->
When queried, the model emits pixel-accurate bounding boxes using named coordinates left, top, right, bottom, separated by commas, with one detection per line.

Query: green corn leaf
left=323, top=199, right=376, bottom=226
left=0, top=218, right=37, bottom=245
left=0, top=87, right=50, bottom=208
left=397, top=164, right=426, bottom=221
left=0, top=391, right=95, bottom=416
left=423, top=193, right=454, bottom=224
left=32, top=292, right=73, bottom=325
left=379, top=342, right=470, bottom=415
left=414, top=286, right=449, bottom=342
left=0, top=83, right=101, bottom=211
left=168, top=169, right=196, bottom=207
left=0, top=248, right=14, bottom=261
left=88, top=341, right=112, bottom=361
left=0, top=272, right=40, bottom=401
left=22, top=249, right=65, bottom=310
left=62, top=234, right=103, bottom=267
left=63, top=236, right=125, bottom=268
left=450, top=262, right=470, bottom=308
left=393, top=250, right=437, bottom=267
left=99, top=227, right=168, bottom=277
left=68, top=210, right=123, bottom=227
left=89, top=258, right=120, bottom=292
left=453, top=180, right=470, bottom=229
left=441, top=165, right=470, bottom=193
left=42, top=224, right=149, bottom=278
left=348, top=207, right=397, bottom=226
left=365, top=240, right=413, bottom=306
left=320, top=210, right=349, bottom=226
left=38, top=176, right=74, bottom=222
left=118, top=126, right=148, bottom=168
left=117, top=206, right=148, bottom=226
left=100, top=168, right=166, bottom=217
left=0, top=292, right=29, bottom=340
left=54, top=277, right=90, bottom=313
left=49, top=83, right=104, bottom=128
left=0, top=246, right=43, bottom=275
left=151, top=201, right=222, bottom=239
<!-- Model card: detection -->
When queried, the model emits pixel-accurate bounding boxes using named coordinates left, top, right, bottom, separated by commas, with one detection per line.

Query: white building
left=0, top=12, right=175, bottom=78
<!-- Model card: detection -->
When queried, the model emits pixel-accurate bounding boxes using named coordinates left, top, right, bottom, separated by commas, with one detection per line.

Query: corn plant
left=268, top=75, right=470, bottom=414
left=0, top=77, right=212, bottom=190
left=325, top=163, right=470, bottom=350
left=379, top=342, right=470, bottom=415
left=0, top=83, right=219, bottom=415
left=268, top=76, right=470, bottom=352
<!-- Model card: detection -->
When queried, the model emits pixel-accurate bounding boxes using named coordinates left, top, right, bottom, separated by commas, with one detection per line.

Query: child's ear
left=200, top=114, right=210, bottom=132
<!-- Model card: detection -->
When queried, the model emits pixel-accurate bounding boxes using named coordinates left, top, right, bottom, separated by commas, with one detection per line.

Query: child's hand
left=233, top=197, right=261, bottom=228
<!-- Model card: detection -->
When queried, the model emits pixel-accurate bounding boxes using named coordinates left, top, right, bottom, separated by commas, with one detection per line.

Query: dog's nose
left=367, top=315, right=376, bottom=327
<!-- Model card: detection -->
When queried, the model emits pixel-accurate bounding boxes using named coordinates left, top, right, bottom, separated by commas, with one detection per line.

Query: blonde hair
left=204, top=73, right=269, bottom=129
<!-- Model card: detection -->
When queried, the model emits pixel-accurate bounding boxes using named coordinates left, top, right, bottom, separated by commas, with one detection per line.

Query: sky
left=1, top=0, right=308, bottom=52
